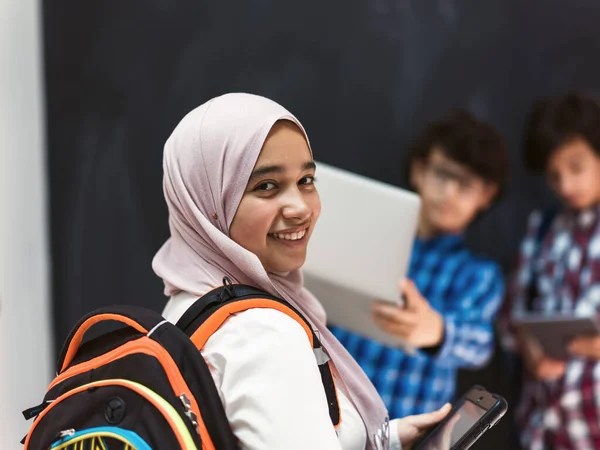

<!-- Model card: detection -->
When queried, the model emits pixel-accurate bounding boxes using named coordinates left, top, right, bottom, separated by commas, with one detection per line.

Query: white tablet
left=302, top=162, right=420, bottom=351
left=514, top=314, right=600, bottom=360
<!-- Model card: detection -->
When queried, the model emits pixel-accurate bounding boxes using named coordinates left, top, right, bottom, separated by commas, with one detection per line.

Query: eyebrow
left=249, top=160, right=316, bottom=180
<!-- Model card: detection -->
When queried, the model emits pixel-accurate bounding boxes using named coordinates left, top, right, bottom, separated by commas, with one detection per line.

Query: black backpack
left=22, top=279, right=340, bottom=449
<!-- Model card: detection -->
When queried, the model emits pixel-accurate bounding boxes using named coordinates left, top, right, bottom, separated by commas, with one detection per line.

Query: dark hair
left=407, top=110, right=509, bottom=199
left=523, top=92, right=600, bottom=172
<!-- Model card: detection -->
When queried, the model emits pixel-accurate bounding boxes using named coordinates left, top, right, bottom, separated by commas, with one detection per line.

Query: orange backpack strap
left=56, top=305, right=165, bottom=374
left=176, top=277, right=342, bottom=428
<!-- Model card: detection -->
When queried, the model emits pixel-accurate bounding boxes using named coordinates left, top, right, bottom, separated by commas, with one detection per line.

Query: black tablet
left=514, top=314, right=600, bottom=360
left=413, top=385, right=507, bottom=450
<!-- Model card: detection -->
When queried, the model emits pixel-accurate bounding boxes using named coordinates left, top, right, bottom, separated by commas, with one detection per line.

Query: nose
left=441, top=179, right=461, bottom=200
left=556, top=174, right=577, bottom=200
left=281, top=187, right=312, bottom=221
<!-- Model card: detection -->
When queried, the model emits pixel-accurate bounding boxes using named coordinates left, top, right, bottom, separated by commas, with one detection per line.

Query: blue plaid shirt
left=331, top=234, right=504, bottom=418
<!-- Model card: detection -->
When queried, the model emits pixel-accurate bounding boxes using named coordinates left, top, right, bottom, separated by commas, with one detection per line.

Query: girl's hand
left=396, top=403, right=452, bottom=449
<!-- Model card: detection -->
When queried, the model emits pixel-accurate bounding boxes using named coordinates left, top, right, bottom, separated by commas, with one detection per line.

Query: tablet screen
left=419, top=400, right=487, bottom=448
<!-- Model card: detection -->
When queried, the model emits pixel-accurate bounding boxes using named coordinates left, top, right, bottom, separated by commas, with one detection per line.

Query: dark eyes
left=299, top=175, right=316, bottom=185
left=253, top=175, right=316, bottom=192
left=547, top=163, right=586, bottom=184
left=570, top=163, right=584, bottom=173
left=255, top=181, right=277, bottom=191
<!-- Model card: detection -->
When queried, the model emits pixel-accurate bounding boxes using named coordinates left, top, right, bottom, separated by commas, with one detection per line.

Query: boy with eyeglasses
left=332, top=110, right=510, bottom=418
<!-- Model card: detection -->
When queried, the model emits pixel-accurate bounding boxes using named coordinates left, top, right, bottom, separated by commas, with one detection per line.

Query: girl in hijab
left=153, top=93, right=450, bottom=450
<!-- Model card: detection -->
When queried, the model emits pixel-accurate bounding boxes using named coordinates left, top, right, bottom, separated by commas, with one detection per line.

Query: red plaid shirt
left=500, top=207, right=600, bottom=450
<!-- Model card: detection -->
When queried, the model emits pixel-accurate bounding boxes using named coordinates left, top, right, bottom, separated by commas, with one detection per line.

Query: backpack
left=22, top=278, right=340, bottom=449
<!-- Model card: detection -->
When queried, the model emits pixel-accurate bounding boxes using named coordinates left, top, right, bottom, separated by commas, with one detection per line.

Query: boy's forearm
left=431, top=282, right=503, bottom=367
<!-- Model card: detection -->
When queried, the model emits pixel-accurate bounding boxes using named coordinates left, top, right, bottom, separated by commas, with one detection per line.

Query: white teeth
left=272, top=229, right=306, bottom=241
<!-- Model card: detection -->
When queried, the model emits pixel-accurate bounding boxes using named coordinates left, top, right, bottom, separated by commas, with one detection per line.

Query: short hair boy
left=501, top=92, right=600, bottom=449
left=332, top=110, right=509, bottom=418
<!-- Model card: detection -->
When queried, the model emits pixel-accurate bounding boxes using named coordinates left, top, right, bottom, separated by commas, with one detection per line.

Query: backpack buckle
left=314, top=346, right=330, bottom=365
left=179, top=394, right=200, bottom=435
left=220, top=276, right=236, bottom=302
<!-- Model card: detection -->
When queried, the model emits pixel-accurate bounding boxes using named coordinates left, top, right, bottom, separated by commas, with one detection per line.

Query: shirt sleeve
left=497, top=210, right=543, bottom=352
left=429, top=259, right=505, bottom=369
left=202, top=308, right=343, bottom=450
left=389, top=418, right=403, bottom=450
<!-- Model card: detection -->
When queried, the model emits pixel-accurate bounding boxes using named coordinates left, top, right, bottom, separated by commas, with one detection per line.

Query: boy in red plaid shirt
left=501, top=93, right=600, bottom=450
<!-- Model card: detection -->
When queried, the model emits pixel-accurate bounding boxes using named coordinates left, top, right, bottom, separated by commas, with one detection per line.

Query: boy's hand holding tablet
left=515, top=314, right=600, bottom=379
left=372, top=279, right=445, bottom=349
left=517, top=327, right=566, bottom=381
left=569, top=335, right=600, bottom=359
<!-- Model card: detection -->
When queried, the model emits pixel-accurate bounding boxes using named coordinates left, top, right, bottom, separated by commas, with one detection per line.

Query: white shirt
left=163, top=292, right=402, bottom=450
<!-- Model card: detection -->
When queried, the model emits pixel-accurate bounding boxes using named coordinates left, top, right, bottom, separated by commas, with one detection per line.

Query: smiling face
left=229, top=121, right=321, bottom=273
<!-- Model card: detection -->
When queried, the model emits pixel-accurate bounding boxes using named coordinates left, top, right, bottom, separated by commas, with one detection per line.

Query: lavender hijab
left=152, top=93, right=389, bottom=449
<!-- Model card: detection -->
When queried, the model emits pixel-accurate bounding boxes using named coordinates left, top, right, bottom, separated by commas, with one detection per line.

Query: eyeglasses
left=424, top=163, right=485, bottom=197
